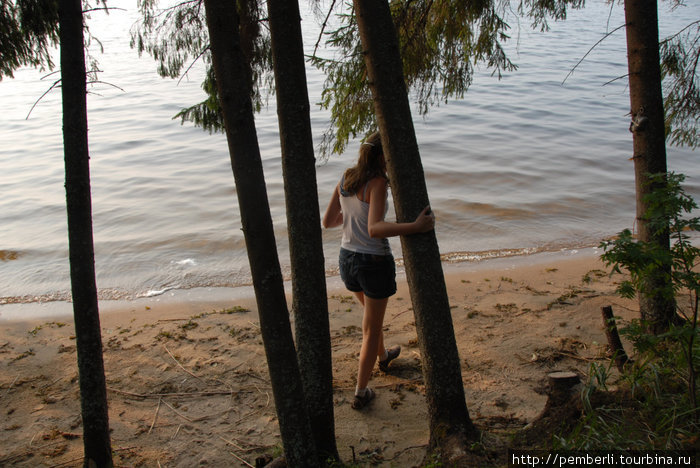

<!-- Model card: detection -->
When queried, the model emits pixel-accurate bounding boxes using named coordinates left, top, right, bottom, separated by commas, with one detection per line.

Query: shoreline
left=0, top=244, right=636, bottom=467
left=0, top=246, right=603, bottom=324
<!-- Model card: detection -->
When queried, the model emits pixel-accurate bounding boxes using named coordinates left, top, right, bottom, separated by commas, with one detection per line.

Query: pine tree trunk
left=58, top=0, right=113, bottom=466
left=353, top=0, right=478, bottom=459
left=624, top=0, right=676, bottom=334
left=202, top=1, right=319, bottom=465
left=267, top=0, right=338, bottom=462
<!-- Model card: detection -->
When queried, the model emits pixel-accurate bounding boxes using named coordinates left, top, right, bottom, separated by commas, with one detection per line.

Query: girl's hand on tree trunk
left=413, top=206, right=435, bottom=233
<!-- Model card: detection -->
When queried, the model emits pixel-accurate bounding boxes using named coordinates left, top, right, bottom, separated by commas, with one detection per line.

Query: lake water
left=1, top=0, right=698, bottom=309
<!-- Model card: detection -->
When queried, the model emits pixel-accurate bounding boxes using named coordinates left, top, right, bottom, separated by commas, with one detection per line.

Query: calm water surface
left=1, top=0, right=698, bottom=307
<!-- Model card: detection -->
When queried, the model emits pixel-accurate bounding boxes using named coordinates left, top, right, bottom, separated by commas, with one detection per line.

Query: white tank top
left=339, top=176, right=391, bottom=255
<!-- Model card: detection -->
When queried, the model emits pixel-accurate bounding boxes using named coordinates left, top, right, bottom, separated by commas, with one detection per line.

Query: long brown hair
left=342, top=132, right=386, bottom=194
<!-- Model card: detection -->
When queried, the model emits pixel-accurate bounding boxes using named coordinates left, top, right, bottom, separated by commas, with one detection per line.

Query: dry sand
left=0, top=248, right=637, bottom=467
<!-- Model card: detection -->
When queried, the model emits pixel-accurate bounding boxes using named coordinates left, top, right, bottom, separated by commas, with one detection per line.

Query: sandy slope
left=0, top=249, right=636, bottom=467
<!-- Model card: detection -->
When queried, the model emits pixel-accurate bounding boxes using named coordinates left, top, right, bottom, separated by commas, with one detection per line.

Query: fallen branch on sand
left=108, top=387, right=237, bottom=399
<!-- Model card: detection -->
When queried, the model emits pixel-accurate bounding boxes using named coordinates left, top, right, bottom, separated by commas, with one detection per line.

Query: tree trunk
left=353, top=0, right=479, bottom=459
left=201, top=1, right=319, bottom=466
left=267, top=0, right=338, bottom=462
left=58, top=0, right=113, bottom=466
left=601, top=306, right=630, bottom=372
left=624, top=0, right=676, bottom=334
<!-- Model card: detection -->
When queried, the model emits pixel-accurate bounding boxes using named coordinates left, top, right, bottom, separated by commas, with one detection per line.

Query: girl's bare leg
left=355, top=293, right=389, bottom=390
left=352, top=292, right=386, bottom=361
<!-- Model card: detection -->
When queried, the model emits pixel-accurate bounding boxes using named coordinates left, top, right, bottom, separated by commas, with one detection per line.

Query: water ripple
left=0, top=0, right=697, bottom=302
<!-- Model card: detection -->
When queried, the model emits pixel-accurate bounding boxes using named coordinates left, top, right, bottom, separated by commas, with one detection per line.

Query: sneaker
left=378, top=345, right=401, bottom=373
left=351, top=387, right=375, bottom=410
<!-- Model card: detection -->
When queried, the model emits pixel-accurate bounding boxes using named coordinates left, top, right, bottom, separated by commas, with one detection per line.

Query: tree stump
left=548, top=371, right=580, bottom=386
left=516, top=371, right=582, bottom=446
left=528, top=371, right=581, bottom=423
left=256, top=456, right=286, bottom=468
left=545, top=371, right=581, bottom=407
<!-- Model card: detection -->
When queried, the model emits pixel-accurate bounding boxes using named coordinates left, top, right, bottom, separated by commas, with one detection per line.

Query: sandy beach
left=0, top=248, right=637, bottom=467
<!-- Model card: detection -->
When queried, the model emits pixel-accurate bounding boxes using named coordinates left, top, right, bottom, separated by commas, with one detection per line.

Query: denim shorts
left=339, top=248, right=396, bottom=299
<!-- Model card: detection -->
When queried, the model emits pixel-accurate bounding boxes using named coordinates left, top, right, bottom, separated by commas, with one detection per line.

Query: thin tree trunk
left=601, top=306, right=630, bottom=372
left=624, top=0, right=676, bottom=334
left=353, top=0, right=478, bottom=460
left=267, top=0, right=338, bottom=462
left=58, top=0, right=113, bottom=466
left=202, top=1, right=318, bottom=465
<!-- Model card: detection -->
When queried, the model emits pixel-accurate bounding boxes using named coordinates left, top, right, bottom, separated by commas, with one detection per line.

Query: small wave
left=0, top=241, right=630, bottom=306
left=139, top=286, right=180, bottom=298
left=441, top=247, right=539, bottom=263
left=1, top=291, right=72, bottom=305
left=174, top=258, right=197, bottom=266
left=0, top=287, right=138, bottom=305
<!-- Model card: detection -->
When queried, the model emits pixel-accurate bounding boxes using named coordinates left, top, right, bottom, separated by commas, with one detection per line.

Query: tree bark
left=601, top=306, right=630, bottom=372
left=624, top=0, right=676, bottom=334
left=58, top=0, right=113, bottom=466
left=201, top=1, right=318, bottom=466
left=353, top=0, right=478, bottom=459
left=267, top=0, right=338, bottom=462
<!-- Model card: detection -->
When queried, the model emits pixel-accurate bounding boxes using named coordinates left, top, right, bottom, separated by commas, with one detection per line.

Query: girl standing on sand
left=322, top=131, right=435, bottom=409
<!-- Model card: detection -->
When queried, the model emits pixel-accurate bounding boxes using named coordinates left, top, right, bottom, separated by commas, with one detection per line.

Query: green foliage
left=423, top=452, right=443, bottom=468
left=308, top=7, right=373, bottom=156
left=600, top=172, right=700, bottom=308
left=1, top=0, right=109, bottom=96
left=591, top=172, right=700, bottom=448
left=661, top=20, right=700, bottom=149
left=132, top=0, right=209, bottom=80
left=519, top=0, right=583, bottom=32
left=131, top=0, right=273, bottom=132
left=172, top=66, right=225, bottom=134
left=555, top=324, right=700, bottom=451
left=0, top=0, right=60, bottom=79
left=0, top=0, right=113, bottom=80
left=310, top=0, right=584, bottom=156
